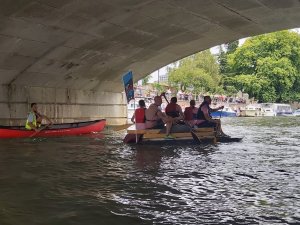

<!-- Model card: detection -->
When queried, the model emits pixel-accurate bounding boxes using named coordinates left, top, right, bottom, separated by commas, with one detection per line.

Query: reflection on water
left=0, top=117, right=299, bottom=225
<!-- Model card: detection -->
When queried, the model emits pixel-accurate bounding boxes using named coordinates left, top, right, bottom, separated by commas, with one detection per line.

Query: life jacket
left=197, top=102, right=212, bottom=120
left=165, top=103, right=180, bottom=118
left=184, top=106, right=195, bottom=121
left=135, top=108, right=146, bottom=123
left=25, top=112, right=37, bottom=130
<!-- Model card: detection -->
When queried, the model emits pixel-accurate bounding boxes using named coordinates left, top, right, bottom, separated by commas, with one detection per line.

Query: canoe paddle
left=29, top=124, right=51, bottom=138
left=161, top=93, right=201, bottom=144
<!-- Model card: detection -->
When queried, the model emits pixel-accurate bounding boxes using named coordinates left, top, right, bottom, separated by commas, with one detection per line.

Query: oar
left=161, top=93, right=201, bottom=144
left=123, top=133, right=143, bottom=143
left=220, top=108, right=223, bottom=119
left=30, top=124, right=51, bottom=138
left=111, top=123, right=133, bottom=131
left=184, top=121, right=202, bottom=144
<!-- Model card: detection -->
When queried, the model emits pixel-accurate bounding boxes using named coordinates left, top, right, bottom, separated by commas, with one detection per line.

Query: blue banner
left=122, top=71, right=134, bottom=103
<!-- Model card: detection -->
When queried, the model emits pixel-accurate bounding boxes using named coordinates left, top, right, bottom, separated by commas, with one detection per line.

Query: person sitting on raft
left=165, top=97, right=184, bottom=123
left=145, top=95, right=174, bottom=139
left=184, top=99, right=198, bottom=127
left=131, top=99, right=147, bottom=130
left=25, top=103, right=52, bottom=131
left=196, top=96, right=229, bottom=137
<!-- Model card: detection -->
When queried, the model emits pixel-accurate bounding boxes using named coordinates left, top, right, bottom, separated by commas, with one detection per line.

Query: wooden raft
left=127, top=125, right=216, bottom=143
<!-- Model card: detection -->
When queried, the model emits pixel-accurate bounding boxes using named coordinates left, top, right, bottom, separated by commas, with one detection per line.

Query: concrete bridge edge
left=0, top=84, right=128, bottom=126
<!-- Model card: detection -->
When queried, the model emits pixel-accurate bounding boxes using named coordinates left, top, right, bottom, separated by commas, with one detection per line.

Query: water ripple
left=0, top=117, right=299, bottom=224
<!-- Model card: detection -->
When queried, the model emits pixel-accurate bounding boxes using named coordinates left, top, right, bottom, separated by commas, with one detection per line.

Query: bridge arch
left=0, top=0, right=299, bottom=125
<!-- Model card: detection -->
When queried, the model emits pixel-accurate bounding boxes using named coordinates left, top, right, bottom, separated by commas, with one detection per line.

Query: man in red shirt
left=165, top=97, right=184, bottom=120
left=184, top=100, right=198, bottom=127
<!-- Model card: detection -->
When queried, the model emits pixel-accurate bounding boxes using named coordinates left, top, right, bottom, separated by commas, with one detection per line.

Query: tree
left=226, top=40, right=239, bottom=54
left=218, top=45, right=227, bottom=74
left=226, top=30, right=300, bottom=102
left=142, top=75, right=151, bottom=86
left=168, top=50, right=221, bottom=94
left=217, top=40, right=239, bottom=76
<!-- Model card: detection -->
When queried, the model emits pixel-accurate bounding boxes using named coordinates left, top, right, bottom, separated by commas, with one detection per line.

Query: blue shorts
left=152, top=119, right=165, bottom=129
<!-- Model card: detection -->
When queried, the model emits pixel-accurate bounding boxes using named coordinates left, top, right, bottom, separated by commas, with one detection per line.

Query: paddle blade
left=123, top=134, right=143, bottom=143
left=191, top=131, right=202, bottom=144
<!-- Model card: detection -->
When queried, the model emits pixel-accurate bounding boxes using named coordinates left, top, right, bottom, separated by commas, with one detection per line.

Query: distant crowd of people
left=134, top=86, right=247, bottom=105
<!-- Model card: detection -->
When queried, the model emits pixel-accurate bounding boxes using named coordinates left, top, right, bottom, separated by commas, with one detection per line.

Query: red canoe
left=0, top=119, right=106, bottom=138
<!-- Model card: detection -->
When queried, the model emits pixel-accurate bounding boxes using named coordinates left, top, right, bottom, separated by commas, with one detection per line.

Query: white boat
left=244, top=104, right=264, bottom=117
left=261, top=107, right=276, bottom=116
left=211, top=106, right=237, bottom=117
left=260, top=104, right=276, bottom=117
left=261, top=103, right=293, bottom=116
left=293, top=109, right=300, bottom=116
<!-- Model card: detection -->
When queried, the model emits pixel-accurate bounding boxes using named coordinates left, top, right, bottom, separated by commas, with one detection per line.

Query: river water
left=0, top=117, right=299, bottom=225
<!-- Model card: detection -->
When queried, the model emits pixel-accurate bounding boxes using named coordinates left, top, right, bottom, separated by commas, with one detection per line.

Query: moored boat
left=211, top=106, right=237, bottom=118
left=293, top=109, right=300, bottom=116
left=0, top=119, right=106, bottom=138
left=261, top=103, right=293, bottom=116
left=243, top=104, right=263, bottom=117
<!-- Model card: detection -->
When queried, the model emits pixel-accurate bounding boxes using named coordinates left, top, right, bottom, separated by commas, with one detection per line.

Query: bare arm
left=177, top=105, right=184, bottom=120
left=40, top=114, right=53, bottom=125
left=211, top=106, right=224, bottom=112
left=131, top=112, right=135, bottom=123
left=157, top=110, right=173, bottom=123
left=201, top=105, right=218, bottom=123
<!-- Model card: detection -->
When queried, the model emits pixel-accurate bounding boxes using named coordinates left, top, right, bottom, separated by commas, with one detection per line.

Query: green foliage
left=168, top=50, right=221, bottom=94
left=218, top=46, right=227, bottom=74
left=218, top=41, right=239, bottom=77
left=224, top=85, right=238, bottom=96
left=152, top=82, right=164, bottom=92
left=142, top=75, right=150, bottom=85
left=225, top=30, right=300, bottom=102
left=226, top=40, right=239, bottom=54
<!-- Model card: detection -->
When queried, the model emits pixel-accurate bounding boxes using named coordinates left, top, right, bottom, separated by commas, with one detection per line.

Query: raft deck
left=125, top=125, right=217, bottom=144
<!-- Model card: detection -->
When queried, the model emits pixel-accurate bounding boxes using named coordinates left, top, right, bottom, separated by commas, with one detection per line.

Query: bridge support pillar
left=0, top=84, right=128, bottom=126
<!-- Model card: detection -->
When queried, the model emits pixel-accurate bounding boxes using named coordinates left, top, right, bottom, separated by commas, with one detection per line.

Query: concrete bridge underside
left=0, top=0, right=299, bottom=125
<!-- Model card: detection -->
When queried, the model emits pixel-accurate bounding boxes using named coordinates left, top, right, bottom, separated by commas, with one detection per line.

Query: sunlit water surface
left=0, top=117, right=299, bottom=225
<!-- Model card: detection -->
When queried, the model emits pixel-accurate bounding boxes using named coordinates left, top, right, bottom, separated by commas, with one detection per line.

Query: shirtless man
left=145, top=95, right=174, bottom=139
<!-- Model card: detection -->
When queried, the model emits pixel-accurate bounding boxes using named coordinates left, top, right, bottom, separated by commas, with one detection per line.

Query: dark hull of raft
left=123, top=124, right=243, bottom=144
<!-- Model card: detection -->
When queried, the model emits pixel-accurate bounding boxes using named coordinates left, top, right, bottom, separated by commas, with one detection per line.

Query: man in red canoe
left=25, top=103, right=52, bottom=131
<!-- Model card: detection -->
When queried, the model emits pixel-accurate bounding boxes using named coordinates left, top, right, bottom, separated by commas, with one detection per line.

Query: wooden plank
left=194, top=127, right=215, bottom=132
left=143, top=135, right=216, bottom=144
left=127, top=126, right=215, bottom=134
left=195, top=131, right=215, bottom=134
left=143, top=133, right=190, bottom=139
left=143, top=132, right=215, bottom=139
left=198, top=135, right=216, bottom=140
left=127, top=128, right=160, bottom=134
